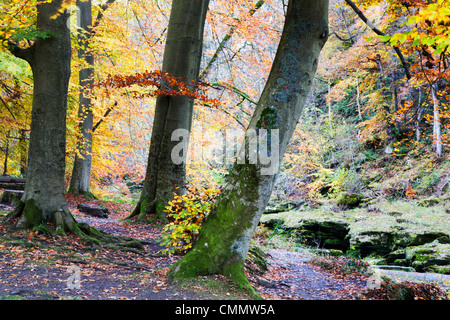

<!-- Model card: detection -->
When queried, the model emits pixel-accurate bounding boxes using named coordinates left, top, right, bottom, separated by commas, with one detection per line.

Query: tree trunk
left=356, top=73, right=362, bottom=121
left=431, top=83, right=442, bottom=158
left=19, top=129, right=27, bottom=176
left=5, top=0, right=76, bottom=233
left=168, top=0, right=329, bottom=292
left=128, top=0, right=210, bottom=222
left=69, top=0, right=95, bottom=197
left=2, top=132, right=9, bottom=176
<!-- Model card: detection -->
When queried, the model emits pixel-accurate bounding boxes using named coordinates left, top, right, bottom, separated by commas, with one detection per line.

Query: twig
left=344, top=0, right=411, bottom=80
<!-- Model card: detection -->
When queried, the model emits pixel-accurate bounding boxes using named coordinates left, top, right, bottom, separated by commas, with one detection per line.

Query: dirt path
left=0, top=198, right=368, bottom=300
left=249, top=249, right=367, bottom=300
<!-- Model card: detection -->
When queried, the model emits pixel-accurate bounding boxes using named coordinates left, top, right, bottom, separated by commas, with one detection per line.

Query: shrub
left=157, top=185, right=221, bottom=255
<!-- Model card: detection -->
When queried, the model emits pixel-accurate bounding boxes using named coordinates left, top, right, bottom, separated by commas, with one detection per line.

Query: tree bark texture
left=168, top=0, right=329, bottom=292
left=69, top=0, right=95, bottom=196
left=129, top=0, right=210, bottom=221
left=5, top=0, right=76, bottom=232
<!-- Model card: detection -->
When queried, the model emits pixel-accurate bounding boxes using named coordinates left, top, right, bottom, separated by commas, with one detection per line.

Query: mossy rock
left=424, top=265, right=450, bottom=274
left=386, top=249, right=406, bottom=264
left=405, top=242, right=450, bottom=273
left=261, top=218, right=284, bottom=229
left=336, top=193, right=363, bottom=209
left=327, top=249, right=344, bottom=256
left=349, top=230, right=395, bottom=257
left=418, top=198, right=440, bottom=207
left=298, top=219, right=350, bottom=251
left=409, top=232, right=449, bottom=246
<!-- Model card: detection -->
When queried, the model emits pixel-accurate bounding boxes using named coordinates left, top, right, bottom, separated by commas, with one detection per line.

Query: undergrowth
left=157, top=185, right=221, bottom=255
left=362, top=277, right=449, bottom=300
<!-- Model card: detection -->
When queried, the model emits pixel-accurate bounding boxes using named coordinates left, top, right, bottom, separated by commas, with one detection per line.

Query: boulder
left=77, top=203, right=109, bottom=218
left=349, top=230, right=395, bottom=257
left=297, top=219, right=350, bottom=251
left=418, top=198, right=440, bottom=207
left=336, top=193, right=363, bottom=209
left=405, top=241, right=450, bottom=274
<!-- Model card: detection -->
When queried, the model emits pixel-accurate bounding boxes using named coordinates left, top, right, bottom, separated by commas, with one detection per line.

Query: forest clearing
left=0, top=0, right=450, bottom=307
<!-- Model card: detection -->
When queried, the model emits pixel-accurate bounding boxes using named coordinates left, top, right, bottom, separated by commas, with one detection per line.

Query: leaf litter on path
left=0, top=195, right=369, bottom=300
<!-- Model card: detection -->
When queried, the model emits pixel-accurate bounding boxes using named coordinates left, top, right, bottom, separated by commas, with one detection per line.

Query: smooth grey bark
left=431, top=83, right=442, bottom=158
left=169, top=0, right=329, bottom=292
left=5, top=0, right=76, bottom=232
left=69, top=0, right=95, bottom=196
left=128, top=0, right=210, bottom=221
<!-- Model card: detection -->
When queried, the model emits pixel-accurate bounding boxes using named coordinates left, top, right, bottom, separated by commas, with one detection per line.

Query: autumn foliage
left=157, top=185, right=221, bottom=255
left=96, top=70, right=221, bottom=107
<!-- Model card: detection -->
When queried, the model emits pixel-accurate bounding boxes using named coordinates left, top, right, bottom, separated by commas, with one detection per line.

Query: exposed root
left=74, top=222, right=145, bottom=253
left=2, top=202, right=146, bottom=254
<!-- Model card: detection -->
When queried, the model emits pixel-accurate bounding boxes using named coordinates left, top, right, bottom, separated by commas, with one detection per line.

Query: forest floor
left=0, top=194, right=370, bottom=300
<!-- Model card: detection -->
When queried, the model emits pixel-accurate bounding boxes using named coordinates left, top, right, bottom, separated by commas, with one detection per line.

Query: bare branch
left=344, top=0, right=411, bottom=80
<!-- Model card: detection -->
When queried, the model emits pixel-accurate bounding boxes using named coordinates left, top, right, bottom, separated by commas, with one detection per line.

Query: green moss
left=168, top=164, right=262, bottom=297
left=418, top=198, right=440, bottom=207
left=337, top=193, right=363, bottom=209
left=154, top=200, right=167, bottom=222
left=23, top=199, right=43, bottom=227
left=425, top=265, right=450, bottom=274
left=256, top=107, right=278, bottom=129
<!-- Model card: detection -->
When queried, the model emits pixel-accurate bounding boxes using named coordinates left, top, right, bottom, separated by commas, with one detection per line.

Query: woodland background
left=1, top=0, right=449, bottom=201
left=0, top=0, right=449, bottom=300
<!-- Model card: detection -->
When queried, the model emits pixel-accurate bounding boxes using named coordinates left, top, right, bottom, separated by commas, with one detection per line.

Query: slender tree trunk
left=356, top=73, right=362, bottom=121
left=5, top=0, right=76, bottom=233
left=2, top=132, right=9, bottom=176
left=128, top=0, right=210, bottom=222
left=416, top=87, right=423, bottom=142
left=328, top=78, right=333, bottom=133
left=69, top=0, right=95, bottom=197
left=431, top=83, right=442, bottom=158
left=168, top=0, right=329, bottom=293
left=19, top=129, right=27, bottom=176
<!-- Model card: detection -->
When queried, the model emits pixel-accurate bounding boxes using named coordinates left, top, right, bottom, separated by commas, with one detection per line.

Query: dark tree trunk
left=5, top=0, right=76, bottom=233
left=19, top=129, right=27, bottom=176
left=68, top=0, right=95, bottom=197
left=168, top=0, right=329, bottom=294
left=128, top=0, right=210, bottom=222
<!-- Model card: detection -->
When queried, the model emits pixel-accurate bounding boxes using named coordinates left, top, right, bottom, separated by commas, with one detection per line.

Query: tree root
left=3, top=202, right=146, bottom=254
left=74, top=222, right=145, bottom=253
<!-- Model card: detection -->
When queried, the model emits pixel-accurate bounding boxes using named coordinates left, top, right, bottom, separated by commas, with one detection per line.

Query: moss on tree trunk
left=168, top=0, right=329, bottom=294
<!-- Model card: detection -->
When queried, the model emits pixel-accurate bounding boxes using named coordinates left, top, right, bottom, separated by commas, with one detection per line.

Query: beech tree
left=5, top=0, right=76, bottom=232
left=68, top=0, right=116, bottom=196
left=168, top=0, right=329, bottom=293
left=128, top=0, right=210, bottom=222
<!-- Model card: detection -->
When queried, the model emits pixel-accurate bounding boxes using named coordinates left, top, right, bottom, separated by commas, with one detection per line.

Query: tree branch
left=92, top=101, right=117, bottom=133
left=199, top=0, right=265, bottom=80
left=210, top=81, right=258, bottom=106
left=92, top=0, right=117, bottom=33
left=344, top=0, right=411, bottom=80
left=6, top=40, right=34, bottom=65
left=0, top=96, right=16, bottom=120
